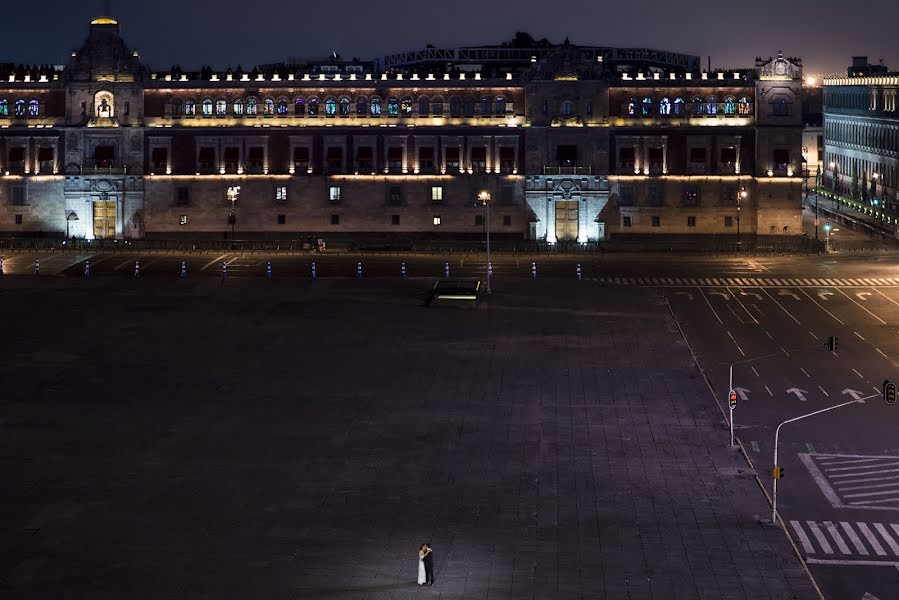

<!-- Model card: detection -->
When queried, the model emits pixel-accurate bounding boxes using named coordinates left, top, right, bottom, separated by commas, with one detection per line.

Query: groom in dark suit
left=423, top=544, right=434, bottom=586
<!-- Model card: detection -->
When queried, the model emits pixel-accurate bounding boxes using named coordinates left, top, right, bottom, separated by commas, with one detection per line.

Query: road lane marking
left=114, top=257, right=137, bottom=271
left=853, top=368, right=864, bottom=378
left=765, top=330, right=774, bottom=340
left=840, top=522, right=870, bottom=555
left=841, top=479, right=899, bottom=492
left=831, top=468, right=899, bottom=479
left=818, top=386, right=829, bottom=397
left=807, top=521, right=834, bottom=554
left=762, top=288, right=802, bottom=325
left=823, top=522, right=852, bottom=555
left=825, top=457, right=897, bottom=466
left=874, top=288, right=899, bottom=307
left=855, top=331, right=866, bottom=340
left=880, top=523, right=899, bottom=555
left=750, top=441, right=760, bottom=452
left=858, top=523, right=887, bottom=555
left=825, top=462, right=899, bottom=473
left=845, top=489, right=899, bottom=499
left=877, top=348, right=889, bottom=359
left=751, top=366, right=759, bottom=378
left=800, top=367, right=811, bottom=378
left=791, top=521, right=815, bottom=554
left=698, top=288, right=723, bottom=325
left=201, top=254, right=229, bottom=271
left=837, top=288, right=887, bottom=325
left=807, top=443, right=817, bottom=453
left=853, top=497, right=899, bottom=506
left=727, top=331, right=745, bottom=356
left=765, top=385, right=773, bottom=397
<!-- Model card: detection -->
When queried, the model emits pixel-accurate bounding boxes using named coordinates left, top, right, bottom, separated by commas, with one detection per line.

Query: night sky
left=1, top=0, right=892, bottom=75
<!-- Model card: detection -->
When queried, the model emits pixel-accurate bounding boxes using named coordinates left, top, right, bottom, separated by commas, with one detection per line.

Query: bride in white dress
left=417, top=545, right=427, bottom=585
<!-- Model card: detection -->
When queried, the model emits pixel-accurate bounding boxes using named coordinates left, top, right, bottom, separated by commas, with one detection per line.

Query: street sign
left=884, top=380, right=897, bottom=405
left=729, top=390, right=738, bottom=409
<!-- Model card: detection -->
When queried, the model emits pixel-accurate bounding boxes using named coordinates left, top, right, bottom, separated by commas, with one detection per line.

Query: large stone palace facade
left=0, top=17, right=806, bottom=242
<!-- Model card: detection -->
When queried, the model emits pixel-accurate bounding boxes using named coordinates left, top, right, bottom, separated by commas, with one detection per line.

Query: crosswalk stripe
left=665, top=278, right=674, bottom=285
left=791, top=521, right=815, bottom=554
left=877, top=279, right=891, bottom=285
left=839, top=477, right=899, bottom=491
left=738, top=278, right=750, bottom=286
left=873, top=523, right=899, bottom=555
left=826, top=461, right=899, bottom=473
left=840, top=522, right=869, bottom=555
left=814, top=279, right=827, bottom=285
left=838, top=279, right=852, bottom=286
left=807, top=521, right=834, bottom=554
left=849, top=279, right=863, bottom=285
left=802, top=279, right=814, bottom=285
left=863, top=279, right=877, bottom=286
left=823, top=457, right=893, bottom=467
left=832, top=467, right=899, bottom=479
left=823, top=521, right=852, bottom=554
left=845, top=488, right=899, bottom=499
left=858, top=523, right=887, bottom=556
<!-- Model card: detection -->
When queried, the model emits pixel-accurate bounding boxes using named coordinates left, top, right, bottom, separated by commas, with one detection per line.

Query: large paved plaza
left=0, top=274, right=818, bottom=599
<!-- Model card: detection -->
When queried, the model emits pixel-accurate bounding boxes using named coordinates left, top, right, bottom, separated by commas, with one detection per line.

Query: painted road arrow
left=778, top=289, right=800, bottom=300
left=843, top=389, right=866, bottom=402
left=734, top=387, right=751, bottom=401
left=740, top=291, right=763, bottom=300
left=856, top=292, right=872, bottom=301
left=673, top=291, right=694, bottom=301
left=861, top=593, right=882, bottom=600
left=818, top=291, right=834, bottom=301
left=709, top=291, right=730, bottom=300
left=786, top=388, right=809, bottom=401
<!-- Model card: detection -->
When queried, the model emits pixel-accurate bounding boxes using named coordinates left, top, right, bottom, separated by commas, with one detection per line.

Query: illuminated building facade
left=0, top=17, right=805, bottom=242
left=823, top=57, right=899, bottom=220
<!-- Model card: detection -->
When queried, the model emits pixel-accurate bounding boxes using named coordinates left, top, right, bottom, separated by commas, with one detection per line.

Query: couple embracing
left=417, top=543, right=434, bottom=586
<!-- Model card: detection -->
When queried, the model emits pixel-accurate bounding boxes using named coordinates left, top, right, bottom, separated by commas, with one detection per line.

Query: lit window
left=180, top=215, right=188, bottom=226
left=202, top=98, right=213, bottom=116
left=307, top=97, right=319, bottom=116
left=294, top=97, right=305, bottom=115
left=215, top=99, right=227, bottom=116
left=233, top=99, right=244, bottom=115
left=642, top=97, right=653, bottom=116
left=691, top=97, right=703, bottom=115
left=626, top=98, right=637, bottom=116
left=275, top=186, right=287, bottom=201
left=401, top=97, right=413, bottom=115
left=431, top=186, right=443, bottom=202
left=356, top=97, right=367, bottom=115
left=339, top=97, right=350, bottom=115
left=433, top=215, right=442, bottom=226
left=659, top=97, right=671, bottom=115
left=0, top=99, right=7, bottom=116
left=226, top=186, right=241, bottom=205
left=264, top=98, right=275, bottom=115
left=495, top=96, right=506, bottom=115
left=706, top=96, right=718, bottom=115
left=419, top=96, right=430, bottom=116
left=673, top=97, right=685, bottom=116
left=370, top=97, right=382, bottom=116
left=738, top=96, right=752, bottom=115
left=28, top=100, right=39, bottom=117
left=431, top=96, right=444, bottom=115
left=387, top=97, right=399, bottom=115
left=325, top=98, right=337, bottom=115
left=329, top=186, right=341, bottom=202
left=14, top=100, right=25, bottom=117
left=561, top=100, right=573, bottom=116
left=246, top=98, right=257, bottom=115
left=723, top=96, right=736, bottom=115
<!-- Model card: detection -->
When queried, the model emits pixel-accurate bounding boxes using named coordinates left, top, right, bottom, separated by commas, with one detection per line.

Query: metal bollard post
left=487, top=262, right=493, bottom=280
left=401, top=262, right=407, bottom=278
left=221, top=261, right=228, bottom=280
left=84, top=259, right=91, bottom=278
left=311, top=262, right=317, bottom=279
left=133, top=260, right=141, bottom=278
left=444, top=262, right=450, bottom=278
left=357, top=262, right=363, bottom=278
left=34, top=259, right=40, bottom=276
left=576, top=264, right=582, bottom=281
left=180, top=260, right=187, bottom=279
left=266, top=261, right=273, bottom=279
left=531, top=262, right=537, bottom=278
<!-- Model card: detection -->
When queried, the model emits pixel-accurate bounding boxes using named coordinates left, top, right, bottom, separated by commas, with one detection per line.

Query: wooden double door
left=93, top=199, right=117, bottom=239
left=555, top=201, right=579, bottom=242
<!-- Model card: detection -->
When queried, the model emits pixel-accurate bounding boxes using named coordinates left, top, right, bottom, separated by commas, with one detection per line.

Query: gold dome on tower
left=90, top=16, right=118, bottom=25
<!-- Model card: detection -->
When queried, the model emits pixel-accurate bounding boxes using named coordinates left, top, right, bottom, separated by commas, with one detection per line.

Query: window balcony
left=81, top=165, right=127, bottom=175
left=543, top=166, right=592, bottom=175
left=688, top=162, right=707, bottom=175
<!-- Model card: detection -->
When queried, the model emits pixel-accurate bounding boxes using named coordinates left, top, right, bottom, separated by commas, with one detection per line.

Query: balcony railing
left=80, top=166, right=128, bottom=176
left=543, top=166, right=592, bottom=176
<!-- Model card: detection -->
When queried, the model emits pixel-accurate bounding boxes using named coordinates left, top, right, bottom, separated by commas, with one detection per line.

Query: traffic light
left=884, top=380, right=897, bottom=405
left=773, top=466, right=784, bottom=480
left=827, top=336, right=839, bottom=352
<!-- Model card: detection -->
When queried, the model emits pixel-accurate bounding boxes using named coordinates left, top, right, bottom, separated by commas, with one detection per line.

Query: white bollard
left=531, top=262, right=537, bottom=278
left=84, top=260, right=91, bottom=278
left=311, top=262, right=317, bottom=279
left=401, top=263, right=407, bottom=278
left=34, top=259, right=40, bottom=276
left=134, top=260, right=141, bottom=278
left=266, top=261, right=273, bottom=279
left=180, top=260, right=187, bottom=278
left=576, top=264, right=582, bottom=281
left=357, top=262, right=363, bottom=278
left=444, top=262, right=450, bottom=278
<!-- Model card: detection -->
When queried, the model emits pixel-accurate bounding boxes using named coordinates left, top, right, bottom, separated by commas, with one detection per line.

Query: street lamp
left=478, top=190, right=492, bottom=293
left=737, top=187, right=747, bottom=248
left=227, top=186, right=240, bottom=239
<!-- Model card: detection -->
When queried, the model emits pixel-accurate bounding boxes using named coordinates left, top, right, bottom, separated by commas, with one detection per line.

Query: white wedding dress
left=417, top=555, right=426, bottom=585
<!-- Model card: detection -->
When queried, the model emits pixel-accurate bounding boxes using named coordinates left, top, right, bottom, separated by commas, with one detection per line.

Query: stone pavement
left=0, top=277, right=819, bottom=599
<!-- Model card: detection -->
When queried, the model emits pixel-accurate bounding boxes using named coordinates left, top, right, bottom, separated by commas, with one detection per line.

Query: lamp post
left=737, top=187, right=747, bottom=249
left=814, top=192, right=819, bottom=240
left=478, top=190, right=492, bottom=293
left=227, top=186, right=240, bottom=239
left=829, top=161, right=838, bottom=205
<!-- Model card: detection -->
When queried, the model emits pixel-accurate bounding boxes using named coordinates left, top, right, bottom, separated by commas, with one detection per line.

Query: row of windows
left=172, top=95, right=510, bottom=117
left=625, top=95, right=753, bottom=117
left=617, top=183, right=746, bottom=207
left=825, top=120, right=899, bottom=154
left=621, top=215, right=738, bottom=228
left=178, top=213, right=513, bottom=227
left=0, top=99, right=40, bottom=118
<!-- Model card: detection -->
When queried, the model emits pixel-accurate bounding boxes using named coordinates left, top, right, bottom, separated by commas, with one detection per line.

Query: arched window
left=294, top=97, right=305, bottom=115
left=307, top=97, right=319, bottom=116
left=418, top=96, right=430, bottom=116
left=185, top=99, right=197, bottom=116
left=495, top=96, right=506, bottom=115
left=277, top=98, right=289, bottom=115
left=387, top=97, right=399, bottom=115
left=324, top=97, right=337, bottom=115
left=706, top=96, right=718, bottom=115
left=431, top=96, right=444, bottom=116
left=246, top=98, right=257, bottom=115
left=626, top=98, right=638, bottom=116
left=659, top=97, right=671, bottom=116
left=561, top=100, right=574, bottom=116
left=738, top=96, right=752, bottom=115
left=264, top=98, right=275, bottom=115
left=642, top=97, right=653, bottom=117
left=356, top=97, right=367, bottom=115
left=216, top=99, right=227, bottom=116
left=401, top=97, right=413, bottom=115
left=339, top=97, right=351, bottom=115
left=28, top=100, right=39, bottom=117
left=0, top=99, right=7, bottom=116
left=691, top=97, right=703, bottom=116
left=481, top=96, right=491, bottom=115
left=449, top=96, right=462, bottom=116
left=202, top=98, right=213, bottom=116
left=172, top=98, right=183, bottom=116
left=723, top=96, right=736, bottom=115
left=232, top=99, right=244, bottom=115
left=463, top=97, right=475, bottom=116
left=370, top=97, right=382, bottom=115
left=673, top=97, right=685, bottom=116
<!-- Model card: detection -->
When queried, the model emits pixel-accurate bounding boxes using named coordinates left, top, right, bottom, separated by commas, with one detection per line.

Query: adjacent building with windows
left=822, top=57, right=899, bottom=221
left=0, top=16, right=805, bottom=242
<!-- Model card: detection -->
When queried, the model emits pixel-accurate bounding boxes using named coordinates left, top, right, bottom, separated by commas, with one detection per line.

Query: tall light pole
left=737, top=187, right=747, bottom=249
left=478, top=190, right=492, bottom=293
